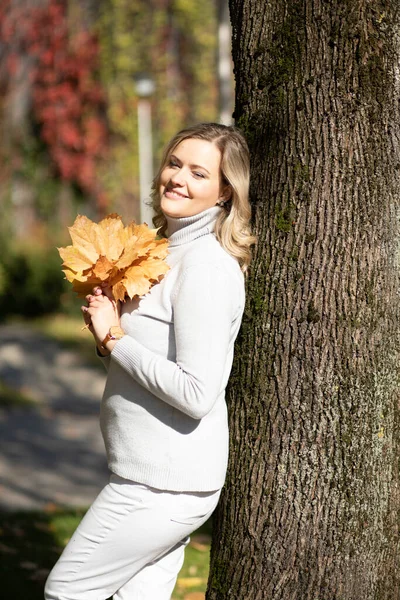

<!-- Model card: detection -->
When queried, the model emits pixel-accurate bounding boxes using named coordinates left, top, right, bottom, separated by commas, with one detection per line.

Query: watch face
left=110, top=326, right=124, bottom=339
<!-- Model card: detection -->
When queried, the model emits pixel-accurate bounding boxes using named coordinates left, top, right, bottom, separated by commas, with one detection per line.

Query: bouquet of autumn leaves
left=58, top=213, right=169, bottom=302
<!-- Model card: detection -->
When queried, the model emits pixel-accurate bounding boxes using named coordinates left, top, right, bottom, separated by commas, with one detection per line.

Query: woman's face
left=159, top=138, right=226, bottom=218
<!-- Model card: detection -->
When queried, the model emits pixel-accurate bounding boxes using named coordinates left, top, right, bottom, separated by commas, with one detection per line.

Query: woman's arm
left=111, top=263, right=243, bottom=419
left=81, top=286, right=121, bottom=370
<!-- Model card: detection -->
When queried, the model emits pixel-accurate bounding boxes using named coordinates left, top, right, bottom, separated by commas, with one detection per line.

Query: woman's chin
left=161, top=197, right=188, bottom=218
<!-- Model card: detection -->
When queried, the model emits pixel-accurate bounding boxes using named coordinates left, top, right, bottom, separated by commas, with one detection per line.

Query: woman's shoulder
left=171, top=236, right=244, bottom=295
left=181, top=235, right=241, bottom=271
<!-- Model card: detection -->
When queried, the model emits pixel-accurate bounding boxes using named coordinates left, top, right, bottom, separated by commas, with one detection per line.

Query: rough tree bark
left=207, top=1, right=400, bottom=599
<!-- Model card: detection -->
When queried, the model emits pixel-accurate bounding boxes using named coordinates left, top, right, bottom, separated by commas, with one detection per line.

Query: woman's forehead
left=170, top=138, right=221, bottom=171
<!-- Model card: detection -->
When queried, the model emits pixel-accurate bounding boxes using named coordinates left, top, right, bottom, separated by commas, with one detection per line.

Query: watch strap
left=101, top=326, right=124, bottom=349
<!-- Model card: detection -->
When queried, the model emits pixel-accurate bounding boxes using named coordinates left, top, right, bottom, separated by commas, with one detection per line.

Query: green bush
left=0, top=244, right=68, bottom=319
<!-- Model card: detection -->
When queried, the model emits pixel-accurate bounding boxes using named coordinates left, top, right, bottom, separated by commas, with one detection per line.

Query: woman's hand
left=81, top=286, right=121, bottom=354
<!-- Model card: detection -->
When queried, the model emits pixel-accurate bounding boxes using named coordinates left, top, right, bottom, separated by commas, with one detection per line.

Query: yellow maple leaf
left=123, top=269, right=153, bottom=299
left=58, top=214, right=170, bottom=301
left=58, top=246, right=94, bottom=273
left=96, top=213, right=126, bottom=260
left=67, top=215, right=100, bottom=260
left=92, top=256, right=116, bottom=281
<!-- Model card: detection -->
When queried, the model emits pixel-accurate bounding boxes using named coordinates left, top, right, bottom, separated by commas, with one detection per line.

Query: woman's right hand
left=81, top=286, right=115, bottom=355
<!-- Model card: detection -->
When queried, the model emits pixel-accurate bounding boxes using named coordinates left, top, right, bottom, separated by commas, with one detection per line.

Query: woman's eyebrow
left=170, top=154, right=210, bottom=175
left=190, top=164, right=210, bottom=175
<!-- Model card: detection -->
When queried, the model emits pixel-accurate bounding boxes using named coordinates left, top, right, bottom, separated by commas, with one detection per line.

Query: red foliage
left=0, top=0, right=109, bottom=201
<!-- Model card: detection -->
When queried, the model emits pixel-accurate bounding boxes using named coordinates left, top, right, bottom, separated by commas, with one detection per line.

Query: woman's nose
left=170, top=168, right=185, bottom=186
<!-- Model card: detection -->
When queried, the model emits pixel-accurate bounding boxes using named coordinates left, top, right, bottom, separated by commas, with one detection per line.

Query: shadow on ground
left=0, top=323, right=109, bottom=510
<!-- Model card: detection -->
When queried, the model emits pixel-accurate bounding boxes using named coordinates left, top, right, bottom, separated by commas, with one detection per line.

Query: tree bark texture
left=207, top=1, right=400, bottom=599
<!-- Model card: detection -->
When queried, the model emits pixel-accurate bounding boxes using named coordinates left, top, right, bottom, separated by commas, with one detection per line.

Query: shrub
left=0, top=243, right=67, bottom=319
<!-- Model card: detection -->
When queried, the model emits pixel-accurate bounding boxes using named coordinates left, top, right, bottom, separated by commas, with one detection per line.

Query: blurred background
left=0, top=1, right=234, bottom=597
left=0, top=0, right=233, bottom=320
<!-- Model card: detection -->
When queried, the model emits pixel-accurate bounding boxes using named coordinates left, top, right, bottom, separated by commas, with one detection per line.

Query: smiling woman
left=159, top=138, right=231, bottom=218
left=45, top=123, right=256, bottom=600
left=153, top=122, right=256, bottom=269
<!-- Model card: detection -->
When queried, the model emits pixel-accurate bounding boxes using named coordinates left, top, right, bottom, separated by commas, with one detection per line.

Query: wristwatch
left=101, top=326, right=125, bottom=349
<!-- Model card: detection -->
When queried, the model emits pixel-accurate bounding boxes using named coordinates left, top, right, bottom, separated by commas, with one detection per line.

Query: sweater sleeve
left=96, top=347, right=111, bottom=371
left=110, top=263, right=242, bottom=419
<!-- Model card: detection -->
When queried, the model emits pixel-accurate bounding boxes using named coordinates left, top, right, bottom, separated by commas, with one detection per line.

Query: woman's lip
left=164, top=189, right=189, bottom=199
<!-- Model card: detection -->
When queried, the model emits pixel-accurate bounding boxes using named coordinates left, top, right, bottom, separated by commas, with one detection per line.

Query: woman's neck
left=165, top=206, right=222, bottom=247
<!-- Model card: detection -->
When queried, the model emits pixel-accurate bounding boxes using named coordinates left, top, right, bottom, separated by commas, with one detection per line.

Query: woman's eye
left=168, top=160, right=178, bottom=167
left=193, top=172, right=205, bottom=178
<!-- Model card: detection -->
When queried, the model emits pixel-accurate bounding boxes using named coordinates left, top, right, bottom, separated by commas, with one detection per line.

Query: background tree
left=0, top=0, right=218, bottom=235
left=0, top=0, right=219, bottom=319
left=207, top=1, right=400, bottom=599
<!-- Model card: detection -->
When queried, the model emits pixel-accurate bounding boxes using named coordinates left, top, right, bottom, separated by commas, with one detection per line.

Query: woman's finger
left=101, top=285, right=121, bottom=316
left=87, top=297, right=105, bottom=307
left=81, top=306, right=93, bottom=328
left=84, top=306, right=96, bottom=318
left=101, top=285, right=115, bottom=300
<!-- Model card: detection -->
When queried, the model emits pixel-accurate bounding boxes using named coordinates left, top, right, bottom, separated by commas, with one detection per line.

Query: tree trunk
left=207, top=1, right=400, bottom=599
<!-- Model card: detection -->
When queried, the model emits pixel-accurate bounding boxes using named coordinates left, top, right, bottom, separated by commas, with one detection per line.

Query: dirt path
left=0, top=323, right=109, bottom=511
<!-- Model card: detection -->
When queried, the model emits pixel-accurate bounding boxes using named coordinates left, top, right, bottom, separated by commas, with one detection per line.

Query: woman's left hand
left=82, top=286, right=121, bottom=350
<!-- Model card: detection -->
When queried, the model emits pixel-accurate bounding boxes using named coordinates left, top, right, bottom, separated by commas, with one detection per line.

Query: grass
left=30, top=313, right=103, bottom=369
left=0, top=507, right=78, bottom=599
left=0, top=379, right=37, bottom=409
left=0, top=507, right=211, bottom=599
left=1, top=314, right=212, bottom=597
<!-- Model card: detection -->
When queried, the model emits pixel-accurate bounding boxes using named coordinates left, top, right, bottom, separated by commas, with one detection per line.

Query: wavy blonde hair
left=151, top=122, right=256, bottom=271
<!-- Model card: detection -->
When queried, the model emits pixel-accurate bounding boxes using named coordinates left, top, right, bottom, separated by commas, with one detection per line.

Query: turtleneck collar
left=166, top=205, right=222, bottom=247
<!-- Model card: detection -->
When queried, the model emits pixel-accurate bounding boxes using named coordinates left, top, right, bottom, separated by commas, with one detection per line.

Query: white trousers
left=44, top=474, right=220, bottom=600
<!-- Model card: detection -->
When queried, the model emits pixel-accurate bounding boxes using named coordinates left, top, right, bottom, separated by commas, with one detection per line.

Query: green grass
left=1, top=315, right=211, bottom=597
left=0, top=313, right=101, bottom=410
left=30, top=314, right=103, bottom=369
left=0, top=379, right=37, bottom=409
left=0, top=508, right=211, bottom=599
left=0, top=507, right=83, bottom=599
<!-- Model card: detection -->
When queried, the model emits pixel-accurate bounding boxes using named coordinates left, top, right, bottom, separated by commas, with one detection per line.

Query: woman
left=45, top=122, right=255, bottom=600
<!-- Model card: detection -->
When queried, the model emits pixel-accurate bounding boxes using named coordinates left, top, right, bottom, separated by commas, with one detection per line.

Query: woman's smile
left=164, top=188, right=189, bottom=200
left=159, top=138, right=225, bottom=218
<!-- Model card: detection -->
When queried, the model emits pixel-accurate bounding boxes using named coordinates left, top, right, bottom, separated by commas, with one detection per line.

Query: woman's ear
left=218, top=184, right=232, bottom=203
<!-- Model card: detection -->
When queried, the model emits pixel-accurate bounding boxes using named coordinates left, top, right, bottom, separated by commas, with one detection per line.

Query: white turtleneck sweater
left=99, top=206, right=245, bottom=491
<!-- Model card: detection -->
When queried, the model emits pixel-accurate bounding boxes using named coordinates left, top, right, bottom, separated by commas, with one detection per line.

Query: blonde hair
left=151, top=122, right=256, bottom=271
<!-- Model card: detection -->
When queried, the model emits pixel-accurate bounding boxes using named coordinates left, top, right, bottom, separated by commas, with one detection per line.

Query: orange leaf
left=116, top=238, right=140, bottom=270
left=112, top=280, right=128, bottom=303
left=123, top=264, right=154, bottom=299
left=141, top=257, right=170, bottom=281
left=66, top=215, right=100, bottom=263
left=126, top=222, right=159, bottom=244
left=58, top=246, right=94, bottom=273
left=66, top=277, right=100, bottom=298
left=58, top=213, right=170, bottom=301
left=148, top=238, right=169, bottom=259
left=96, top=214, right=126, bottom=260
left=92, top=255, right=116, bottom=281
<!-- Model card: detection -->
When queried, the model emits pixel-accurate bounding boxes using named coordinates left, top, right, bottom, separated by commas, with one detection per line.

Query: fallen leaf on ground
left=190, top=541, right=209, bottom=552
left=177, top=577, right=205, bottom=588
left=191, top=534, right=211, bottom=544
left=44, top=502, right=59, bottom=513
left=20, top=561, right=38, bottom=570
